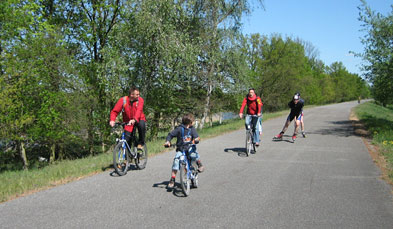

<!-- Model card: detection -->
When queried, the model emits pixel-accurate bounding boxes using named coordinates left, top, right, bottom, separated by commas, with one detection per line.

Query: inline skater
left=274, top=93, right=304, bottom=142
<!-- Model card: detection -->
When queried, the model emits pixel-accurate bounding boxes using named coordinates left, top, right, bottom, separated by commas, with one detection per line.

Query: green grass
left=354, top=101, right=393, bottom=183
left=0, top=110, right=288, bottom=203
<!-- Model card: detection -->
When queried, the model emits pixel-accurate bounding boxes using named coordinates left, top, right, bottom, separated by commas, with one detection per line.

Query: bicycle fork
left=180, top=157, right=193, bottom=180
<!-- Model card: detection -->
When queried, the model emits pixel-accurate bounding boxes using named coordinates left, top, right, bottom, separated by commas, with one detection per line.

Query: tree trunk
left=200, top=98, right=209, bottom=129
left=102, top=141, right=106, bottom=153
left=200, top=81, right=213, bottom=129
left=172, top=117, right=176, bottom=130
left=87, top=108, right=95, bottom=155
left=200, top=6, right=218, bottom=129
left=58, top=144, right=64, bottom=160
left=18, top=140, right=29, bottom=170
left=49, top=143, right=56, bottom=164
left=150, top=111, right=161, bottom=140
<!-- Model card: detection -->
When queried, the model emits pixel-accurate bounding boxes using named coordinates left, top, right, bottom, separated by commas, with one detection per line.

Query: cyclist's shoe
left=292, top=134, right=297, bottom=141
left=196, top=160, right=204, bottom=173
left=167, top=177, right=175, bottom=189
left=302, top=132, right=307, bottom=138
left=274, top=133, right=283, bottom=139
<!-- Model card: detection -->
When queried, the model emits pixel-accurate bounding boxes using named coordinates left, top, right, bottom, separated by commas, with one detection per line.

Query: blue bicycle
left=113, top=122, right=148, bottom=176
left=179, top=144, right=199, bottom=196
left=166, top=142, right=199, bottom=196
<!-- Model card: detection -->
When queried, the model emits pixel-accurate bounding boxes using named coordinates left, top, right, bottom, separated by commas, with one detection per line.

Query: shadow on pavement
left=271, top=135, right=295, bottom=143
left=172, top=186, right=187, bottom=197
left=309, top=120, right=369, bottom=138
left=108, top=164, right=139, bottom=177
left=153, top=181, right=190, bottom=197
left=224, top=147, right=249, bottom=157
left=153, top=181, right=172, bottom=191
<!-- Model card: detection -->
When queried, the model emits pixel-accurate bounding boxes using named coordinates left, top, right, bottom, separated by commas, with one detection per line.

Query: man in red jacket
left=109, top=86, right=146, bottom=149
left=239, top=88, right=263, bottom=146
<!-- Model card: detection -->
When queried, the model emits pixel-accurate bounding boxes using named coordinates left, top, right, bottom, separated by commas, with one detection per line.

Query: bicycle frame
left=113, top=122, right=148, bottom=175
left=178, top=144, right=198, bottom=196
left=246, top=114, right=259, bottom=135
left=179, top=146, right=197, bottom=180
left=116, top=127, right=137, bottom=160
left=245, top=115, right=259, bottom=156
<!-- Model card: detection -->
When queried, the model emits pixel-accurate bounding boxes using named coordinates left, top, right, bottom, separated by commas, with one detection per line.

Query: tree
left=245, top=35, right=309, bottom=111
left=358, top=0, right=393, bottom=106
left=61, top=0, right=122, bottom=154
left=194, top=0, right=263, bottom=128
left=0, top=0, right=78, bottom=169
left=0, top=0, right=48, bottom=169
left=118, top=0, right=204, bottom=137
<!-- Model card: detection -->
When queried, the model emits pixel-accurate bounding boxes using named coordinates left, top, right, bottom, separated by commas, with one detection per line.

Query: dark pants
left=137, top=120, right=146, bottom=145
left=124, top=120, right=146, bottom=146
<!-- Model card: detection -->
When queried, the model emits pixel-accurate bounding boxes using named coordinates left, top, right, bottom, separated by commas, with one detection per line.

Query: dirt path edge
left=350, top=109, right=392, bottom=188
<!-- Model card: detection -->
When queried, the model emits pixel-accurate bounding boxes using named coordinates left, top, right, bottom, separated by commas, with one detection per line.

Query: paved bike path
left=1, top=101, right=392, bottom=228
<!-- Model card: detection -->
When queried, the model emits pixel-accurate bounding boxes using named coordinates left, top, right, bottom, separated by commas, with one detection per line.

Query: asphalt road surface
left=1, top=101, right=393, bottom=228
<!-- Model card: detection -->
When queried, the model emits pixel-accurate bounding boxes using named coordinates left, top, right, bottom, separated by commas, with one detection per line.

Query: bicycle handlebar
left=164, top=140, right=199, bottom=148
left=246, top=114, right=260, bottom=117
left=114, top=122, right=137, bottom=127
left=115, top=122, right=128, bottom=126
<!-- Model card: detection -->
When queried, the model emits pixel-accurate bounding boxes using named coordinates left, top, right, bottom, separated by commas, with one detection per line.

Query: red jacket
left=110, top=96, right=146, bottom=132
left=239, top=95, right=263, bottom=115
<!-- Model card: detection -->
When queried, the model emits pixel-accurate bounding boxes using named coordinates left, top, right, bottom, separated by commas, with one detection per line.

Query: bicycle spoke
left=113, top=143, right=129, bottom=176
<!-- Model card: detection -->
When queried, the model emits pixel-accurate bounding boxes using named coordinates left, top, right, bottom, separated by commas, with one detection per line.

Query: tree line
left=357, top=0, right=393, bottom=107
left=0, top=0, right=370, bottom=171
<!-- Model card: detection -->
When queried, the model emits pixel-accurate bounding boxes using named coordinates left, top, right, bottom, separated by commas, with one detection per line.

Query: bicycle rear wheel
left=179, top=163, right=191, bottom=196
left=113, top=143, right=130, bottom=176
left=135, top=144, right=148, bottom=170
left=245, top=130, right=252, bottom=156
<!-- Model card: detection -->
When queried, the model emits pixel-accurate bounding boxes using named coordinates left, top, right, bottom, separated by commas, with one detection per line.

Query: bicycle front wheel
left=179, top=163, right=191, bottom=196
left=245, top=131, right=252, bottom=156
left=113, top=143, right=130, bottom=176
left=135, top=144, right=148, bottom=170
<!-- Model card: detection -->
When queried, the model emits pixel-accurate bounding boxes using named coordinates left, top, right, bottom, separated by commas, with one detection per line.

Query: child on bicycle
left=164, top=113, right=204, bottom=189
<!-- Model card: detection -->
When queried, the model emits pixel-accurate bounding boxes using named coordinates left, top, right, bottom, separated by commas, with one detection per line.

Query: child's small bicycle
left=112, top=122, right=148, bottom=176
left=179, top=144, right=199, bottom=196
left=166, top=142, right=199, bottom=196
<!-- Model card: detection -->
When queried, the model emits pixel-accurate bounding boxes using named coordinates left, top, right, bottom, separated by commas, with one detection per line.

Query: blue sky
left=241, top=0, right=392, bottom=76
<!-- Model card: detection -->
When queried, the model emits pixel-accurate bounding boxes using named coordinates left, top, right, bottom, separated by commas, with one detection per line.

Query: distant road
left=1, top=101, right=392, bottom=228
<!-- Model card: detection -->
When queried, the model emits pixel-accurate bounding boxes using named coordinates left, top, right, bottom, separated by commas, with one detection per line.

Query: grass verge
left=0, top=110, right=288, bottom=203
left=353, top=101, right=393, bottom=185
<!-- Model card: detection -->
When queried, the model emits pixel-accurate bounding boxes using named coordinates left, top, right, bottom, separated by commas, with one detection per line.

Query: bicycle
left=165, top=142, right=199, bottom=196
left=112, top=122, right=148, bottom=176
left=245, top=114, right=259, bottom=156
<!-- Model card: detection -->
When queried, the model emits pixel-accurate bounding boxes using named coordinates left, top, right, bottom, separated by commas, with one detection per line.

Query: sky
left=241, top=0, right=392, bottom=76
